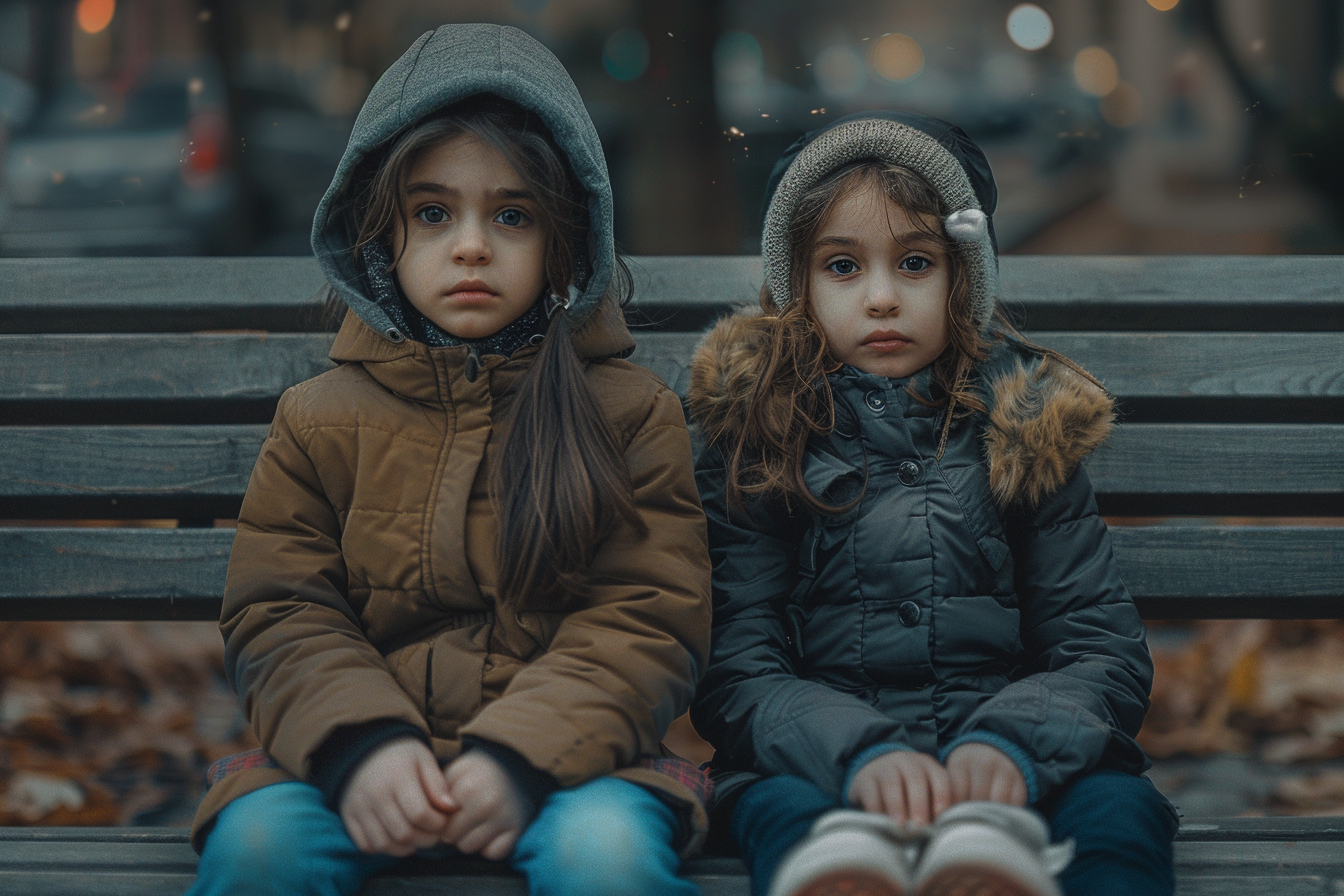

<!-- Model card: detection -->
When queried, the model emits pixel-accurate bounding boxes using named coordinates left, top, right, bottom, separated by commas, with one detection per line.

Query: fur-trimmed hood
left=687, top=314, right=1114, bottom=507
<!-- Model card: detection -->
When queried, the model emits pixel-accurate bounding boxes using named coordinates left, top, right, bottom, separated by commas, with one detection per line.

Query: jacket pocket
left=930, top=593, right=1022, bottom=672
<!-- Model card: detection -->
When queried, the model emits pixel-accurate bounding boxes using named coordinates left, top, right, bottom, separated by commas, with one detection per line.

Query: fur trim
left=689, top=316, right=1114, bottom=508
left=983, top=357, right=1114, bottom=507
left=686, top=314, right=778, bottom=448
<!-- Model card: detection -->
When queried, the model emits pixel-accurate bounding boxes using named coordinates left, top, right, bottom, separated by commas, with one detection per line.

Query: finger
left=343, top=813, right=371, bottom=854
left=947, top=757, right=971, bottom=804
left=481, top=829, right=519, bottom=862
left=928, top=764, right=954, bottom=819
left=455, top=821, right=497, bottom=856
left=876, top=773, right=907, bottom=824
left=992, top=768, right=1027, bottom=807
left=850, top=774, right=879, bottom=813
left=395, top=778, right=450, bottom=836
left=442, top=801, right=486, bottom=846
left=418, top=751, right=458, bottom=814
left=373, top=805, right=415, bottom=853
left=965, top=757, right=992, bottom=802
left=904, top=766, right=933, bottom=825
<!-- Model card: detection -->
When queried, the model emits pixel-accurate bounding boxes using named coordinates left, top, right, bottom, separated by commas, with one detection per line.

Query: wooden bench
left=1, top=255, right=1342, bottom=894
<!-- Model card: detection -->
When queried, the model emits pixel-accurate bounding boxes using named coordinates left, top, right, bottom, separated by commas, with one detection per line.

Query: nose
left=865, top=271, right=900, bottom=316
left=452, top=220, right=492, bottom=265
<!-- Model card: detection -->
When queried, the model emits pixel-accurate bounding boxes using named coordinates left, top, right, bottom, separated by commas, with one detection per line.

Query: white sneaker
left=767, top=809, right=918, bottom=896
left=911, top=802, right=1073, bottom=896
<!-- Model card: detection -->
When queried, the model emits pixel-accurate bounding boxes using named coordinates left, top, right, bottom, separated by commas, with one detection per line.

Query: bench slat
left=5, top=256, right=1344, bottom=332
left=0, top=334, right=334, bottom=401
left=0, top=827, right=1340, bottom=896
left=1, top=526, right=1338, bottom=620
left=2, top=425, right=1338, bottom=510
left=3, top=331, right=1342, bottom=403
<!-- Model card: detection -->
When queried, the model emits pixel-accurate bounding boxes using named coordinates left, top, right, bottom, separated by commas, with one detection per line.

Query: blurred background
left=4, top=0, right=1344, bottom=829
left=3, top=0, right=1344, bottom=258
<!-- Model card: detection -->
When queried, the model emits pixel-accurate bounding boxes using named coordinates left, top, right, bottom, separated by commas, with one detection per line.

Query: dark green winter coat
left=686, top=315, right=1152, bottom=805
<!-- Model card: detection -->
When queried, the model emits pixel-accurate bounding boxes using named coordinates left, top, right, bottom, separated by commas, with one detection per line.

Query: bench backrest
left=1, top=256, right=1341, bottom=621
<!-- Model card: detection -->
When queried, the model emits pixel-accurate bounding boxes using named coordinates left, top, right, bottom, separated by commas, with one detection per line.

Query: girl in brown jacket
left=186, top=24, right=711, bottom=896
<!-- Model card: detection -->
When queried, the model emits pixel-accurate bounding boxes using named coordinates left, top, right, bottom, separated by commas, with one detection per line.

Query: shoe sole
left=789, top=869, right=909, bottom=896
left=916, top=865, right=1043, bottom=896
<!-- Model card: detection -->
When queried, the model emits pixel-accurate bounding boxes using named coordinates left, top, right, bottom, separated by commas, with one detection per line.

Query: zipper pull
left=464, top=346, right=480, bottom=383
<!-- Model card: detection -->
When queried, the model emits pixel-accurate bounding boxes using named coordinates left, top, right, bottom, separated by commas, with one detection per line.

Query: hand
left=847, top=750, right=952, bottom=825
left=945, top=742, right=1027, bottom=807
left=339, top=737, right=456, bottom=856
left=441, top=750, right=533, bottom=861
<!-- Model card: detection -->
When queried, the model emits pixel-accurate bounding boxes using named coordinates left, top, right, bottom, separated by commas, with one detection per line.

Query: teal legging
left=188, top=776, right=700, bottom=896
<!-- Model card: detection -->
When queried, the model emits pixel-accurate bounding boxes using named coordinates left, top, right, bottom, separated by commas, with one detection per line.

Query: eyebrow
left=813, top=230, right=941, bottom=252
left=404, top=182, right=536, bottom=201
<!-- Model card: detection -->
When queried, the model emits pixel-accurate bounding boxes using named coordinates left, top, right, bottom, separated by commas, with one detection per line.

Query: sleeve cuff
left=938, top=732, right=1041, bottom=804
left=842, top=742, right=915, bottom=807
left=308, top=719, right=430, bottom=808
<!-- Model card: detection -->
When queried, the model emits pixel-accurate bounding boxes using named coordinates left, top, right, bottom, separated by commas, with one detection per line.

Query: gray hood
left=311, top=23, right=616, bottom=337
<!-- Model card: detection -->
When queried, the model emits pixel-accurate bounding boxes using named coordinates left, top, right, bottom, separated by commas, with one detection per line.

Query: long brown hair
left=347, top=96, right=642, bottom=611
left=721, top=161, right=995, bottom=513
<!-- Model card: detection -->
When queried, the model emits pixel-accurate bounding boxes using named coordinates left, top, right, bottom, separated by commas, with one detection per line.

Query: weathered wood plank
left=0, top=426, right=267, bottom=498
left=1, top=828, right=1343, bottom=896
left=0, top=334, right=334, bottom=401
left=7, top=331, right=1338, bottom=405
left=0, top=257, right=327, bottom=333
left=2, top=425, right=1337, bottom=507
left=1088, top=424, right=1344, bottom=497
left=5, top=256, right=1344, bottom=332
left=1111, top=526, right=1344, bottom=619
left=629, top=331, right=1344, bottom=402
left=2, top=526, right=1340, bottom=620
left=0, top=528, right=231, bottom=620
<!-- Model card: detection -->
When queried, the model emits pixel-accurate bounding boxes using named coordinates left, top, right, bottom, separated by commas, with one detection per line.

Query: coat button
left=898, top=601, right=921, bottom=627
left=864, top=391, right=885, bottom=412
left=897, top=459, right=924, bottom=486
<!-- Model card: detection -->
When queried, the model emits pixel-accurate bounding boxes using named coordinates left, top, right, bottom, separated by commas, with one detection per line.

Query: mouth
left=446, top=281, right=497, bottom=303
left=861, top=330, right=912, bottom=350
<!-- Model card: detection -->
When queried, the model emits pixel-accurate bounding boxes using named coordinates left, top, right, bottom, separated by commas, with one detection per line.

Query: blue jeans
left=188, top=777, right=700, bottom=896
left=728, top=769, right=1177, bottom=896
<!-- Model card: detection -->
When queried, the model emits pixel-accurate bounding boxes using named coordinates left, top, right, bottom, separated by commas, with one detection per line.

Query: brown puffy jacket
left=191, top=302, right=711, bottom=850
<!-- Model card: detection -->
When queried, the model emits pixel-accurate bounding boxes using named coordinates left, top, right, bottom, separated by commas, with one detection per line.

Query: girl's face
left=392, top=132, right=548, bottom=340
left=806, top=183, right=951, bottom=379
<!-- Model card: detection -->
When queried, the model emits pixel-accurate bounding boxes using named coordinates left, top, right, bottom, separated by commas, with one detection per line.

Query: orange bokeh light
left=76, top=0, right=116, bottom=34
left=1147, top=0, right=1180, bottom=10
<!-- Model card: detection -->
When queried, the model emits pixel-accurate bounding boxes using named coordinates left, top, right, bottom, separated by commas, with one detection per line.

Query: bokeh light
left=815, top=44, right=867, bottom=98
left=1100, top=82, right=1143, bottom=127
left=1332, top=64, right=1344, bottom=100
left=869, top=33, right=924, bottom=83
left=603, top=28, right=650, bottom=82
left=1147, top=0, right=1180, bottom=10
left=1074, top=47, right=1119, bottom=97
left=75, top=0, right=115, bottom=34
left=714, top=31, right=765, bottom=88
left=1007, top=4, right=1053, bottom=51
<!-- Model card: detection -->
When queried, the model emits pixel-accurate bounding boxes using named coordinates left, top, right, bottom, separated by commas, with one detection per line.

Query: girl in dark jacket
left=686, top=111, right=1177, bottom=896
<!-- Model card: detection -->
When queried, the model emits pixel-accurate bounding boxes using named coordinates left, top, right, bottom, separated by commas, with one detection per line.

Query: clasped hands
left=846, top=742, right=1028, bottom=826
left=339, top=738, right=529, bottom=859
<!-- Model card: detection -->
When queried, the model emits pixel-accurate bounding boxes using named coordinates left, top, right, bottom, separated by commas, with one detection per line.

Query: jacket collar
left=327, top=294, right=636, bottom=402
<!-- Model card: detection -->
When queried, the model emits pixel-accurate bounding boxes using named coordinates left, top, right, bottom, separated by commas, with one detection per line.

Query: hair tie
left=546, top=284, right=581, bottom=319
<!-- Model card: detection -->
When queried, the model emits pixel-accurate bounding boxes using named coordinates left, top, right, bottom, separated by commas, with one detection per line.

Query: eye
left=900, top=255, right=932, bottom=273
left=495, top=208, right=528, bottom=227
left=415, top=205, right=447, bottom=225
left=826, top=258, right=859, bottom=276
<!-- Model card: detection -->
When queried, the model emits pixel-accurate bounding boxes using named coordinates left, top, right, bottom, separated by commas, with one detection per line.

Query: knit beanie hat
left=761, top=110, right=1000, bottom=333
